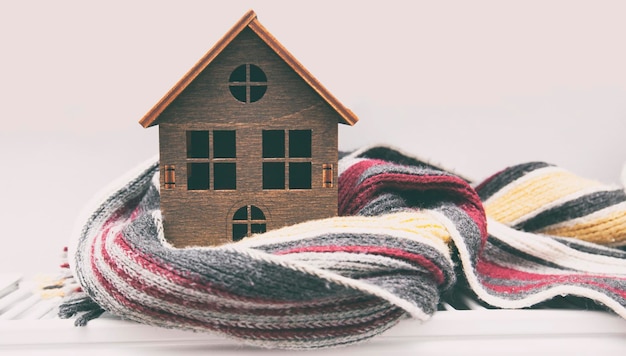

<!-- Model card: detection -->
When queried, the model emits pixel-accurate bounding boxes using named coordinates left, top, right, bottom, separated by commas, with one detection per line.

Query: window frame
left=262, top=129, right=312, bottom=190
left=228, top=64, right=268, bottom=103
left=232, top=205, right=267, bottom=241
left=185, top=130, right=237, bottom=191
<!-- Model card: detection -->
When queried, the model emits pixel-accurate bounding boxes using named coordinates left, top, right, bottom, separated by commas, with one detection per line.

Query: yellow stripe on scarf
left=235, top=211, right=452, bottom=247
left=540, top=206, right=626, bottom=246
left=484, top=168, right=601, bottom=224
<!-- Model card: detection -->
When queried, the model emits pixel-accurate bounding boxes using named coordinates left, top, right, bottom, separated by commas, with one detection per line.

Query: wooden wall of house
left=156, top=27, right=341, bottom=247
left=157, top=27, right=332, bottom=128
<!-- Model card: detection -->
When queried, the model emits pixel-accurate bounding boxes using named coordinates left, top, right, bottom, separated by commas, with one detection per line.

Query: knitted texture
left=59, top=145, right=626, bottom=349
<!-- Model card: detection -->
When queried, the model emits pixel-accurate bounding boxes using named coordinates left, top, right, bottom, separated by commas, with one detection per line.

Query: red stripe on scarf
left=477, top=261, right=626, bottom=297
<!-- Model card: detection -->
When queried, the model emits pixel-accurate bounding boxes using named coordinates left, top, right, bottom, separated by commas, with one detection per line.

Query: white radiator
left=1, top=273, right=625, bottom=355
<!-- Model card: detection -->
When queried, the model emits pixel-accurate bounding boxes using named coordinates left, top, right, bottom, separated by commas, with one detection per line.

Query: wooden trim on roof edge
left=247, top=20, right=358, bottom=126
left=139, top=9, right=358, bottom=128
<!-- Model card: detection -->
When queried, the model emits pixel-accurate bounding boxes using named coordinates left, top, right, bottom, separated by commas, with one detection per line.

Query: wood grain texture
left=247, top=19, right=358, bottom=126
left=164, top=165, right=175, bottom=189
left=138, top=10, right=257, bottom=128
left=154, top=24, right=343, bottom=247
left=139, top=10, right=358, bottom=128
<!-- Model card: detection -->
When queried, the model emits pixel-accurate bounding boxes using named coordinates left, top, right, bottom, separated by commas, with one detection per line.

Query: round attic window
left=229, top=64, right=267, bottom=103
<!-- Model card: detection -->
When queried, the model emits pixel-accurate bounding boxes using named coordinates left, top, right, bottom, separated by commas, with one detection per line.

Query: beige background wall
left=1, top=0, right=625, bottom=275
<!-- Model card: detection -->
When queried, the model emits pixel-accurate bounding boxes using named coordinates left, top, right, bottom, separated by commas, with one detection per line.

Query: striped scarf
left=59, top=145, right=626, bottom=349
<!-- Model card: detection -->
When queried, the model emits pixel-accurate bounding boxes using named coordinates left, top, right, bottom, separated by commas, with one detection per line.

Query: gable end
left=139, top=10, right=358, bottom=128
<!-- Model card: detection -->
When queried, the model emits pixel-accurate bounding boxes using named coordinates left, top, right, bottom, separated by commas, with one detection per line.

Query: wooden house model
left=139, top=10, right=358, bottom=247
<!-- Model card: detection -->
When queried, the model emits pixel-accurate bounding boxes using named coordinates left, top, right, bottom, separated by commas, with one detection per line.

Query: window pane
left=263, top=162, right=285, bottom=189
left=250, top=85, right=267, bottom=103
left=249, top=64, right=267, bottom=82
left=262, top=130, right=285, bottom=158
left=289, top=130, right=311, bottom=158
left=213, top=130, right=236, bottom=158
left=250, top=206, right=265, bottom=220
left=233, top=224, right=248, bottom=241
left=187, top=163, right=209, bottom=190
left=251, top=224, right=266, bottom=234
left=214, top=163, right=236, bottom=190
left=229, top=85, right=246, bottom=102
left=187, top=131, right=209, bottom=158
left=289, top=162, right=311, bottom=189
left=233, top=206, right=247, bottom=220
left=229, top=64, right=246, bottom=82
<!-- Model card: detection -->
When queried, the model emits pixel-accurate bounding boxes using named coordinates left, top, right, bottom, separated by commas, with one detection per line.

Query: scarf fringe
left=58, top=293, right=106, bottom=326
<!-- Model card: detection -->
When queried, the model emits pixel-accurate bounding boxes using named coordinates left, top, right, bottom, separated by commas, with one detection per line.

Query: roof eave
left=139, top=9, right=358, bottom=128
left=139, top=10, right=257, bottom=128
left=247, top=20, right=358, bottom=126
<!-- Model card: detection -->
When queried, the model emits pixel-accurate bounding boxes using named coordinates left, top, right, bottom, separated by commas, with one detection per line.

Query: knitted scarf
left=59, top=145, right=626, bottom=349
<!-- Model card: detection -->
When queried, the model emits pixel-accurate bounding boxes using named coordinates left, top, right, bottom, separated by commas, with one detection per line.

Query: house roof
left=139, top=10, right=359, bottom=128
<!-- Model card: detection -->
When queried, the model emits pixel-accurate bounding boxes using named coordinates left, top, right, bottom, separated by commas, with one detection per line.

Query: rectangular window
left=187, top=131, right=209, bottom=158
left=262, top=130, right=285, bottom=158
left=186, top=130, right=236, bottom=190
left=214, top=162, right=236, bottom=190
left=187, top=163, right=210, bottom=190
left=289, top=162, right=311, bottom=189
left=263, top=162, right=285, bottom=189
left=213, top=130, right=236, bottom=158
left=261, top=129, right=313, bottom=190
left=289, top=130, right=312, bottom=158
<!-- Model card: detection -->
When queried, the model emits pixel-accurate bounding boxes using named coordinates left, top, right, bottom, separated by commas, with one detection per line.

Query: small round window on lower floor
left=232, top=205, right=267, bottom=241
